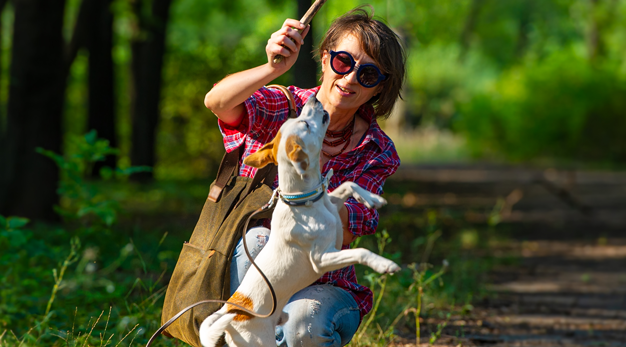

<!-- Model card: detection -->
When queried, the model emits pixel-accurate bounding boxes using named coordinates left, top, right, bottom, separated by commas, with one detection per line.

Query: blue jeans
left=230, top=226, right=361, bottom=347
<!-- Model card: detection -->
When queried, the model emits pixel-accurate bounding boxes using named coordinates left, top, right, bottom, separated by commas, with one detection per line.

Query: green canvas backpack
left=153, top=85, right=295, bottom=347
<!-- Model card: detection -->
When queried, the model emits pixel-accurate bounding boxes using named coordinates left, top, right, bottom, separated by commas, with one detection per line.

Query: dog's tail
left=199, top=310, right=235, bottom=347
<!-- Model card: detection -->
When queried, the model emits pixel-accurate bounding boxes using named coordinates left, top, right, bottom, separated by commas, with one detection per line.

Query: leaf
left=100, top=166, right=114, bottom=180
left=5, top=229, right=28, bottom=247
left=97, top=209, right=117, bottom=227
left=116, top=166, right=152, bottom=177
left=7, top=217, right=29, bottom=230
left=36, top=147, right=65, bottom=167
left=84, top=129, right=98, bottom=145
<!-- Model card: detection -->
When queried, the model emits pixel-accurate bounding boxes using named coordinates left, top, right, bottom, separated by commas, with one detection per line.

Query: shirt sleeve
left=217, top=86, right=290, bottom=152
left=345, top=149, right=400, bottom=237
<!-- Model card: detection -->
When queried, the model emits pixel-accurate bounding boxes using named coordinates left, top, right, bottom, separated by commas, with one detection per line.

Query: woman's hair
left=317, top=6, right=406, bottom=119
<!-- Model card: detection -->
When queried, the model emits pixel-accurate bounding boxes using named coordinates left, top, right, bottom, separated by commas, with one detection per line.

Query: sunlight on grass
left=389, top=127, right=471, bottom=165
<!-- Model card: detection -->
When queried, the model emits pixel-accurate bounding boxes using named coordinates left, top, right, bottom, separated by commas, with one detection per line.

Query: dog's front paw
left=371, top=258, right=401, bottom=274
left=354, top=192, right=387, bottom=209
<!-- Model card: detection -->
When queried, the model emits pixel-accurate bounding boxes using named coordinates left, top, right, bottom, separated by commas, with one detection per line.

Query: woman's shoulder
left=366, top=123, right=400, bottom=167
left=359, top=106, right=399, bottom=162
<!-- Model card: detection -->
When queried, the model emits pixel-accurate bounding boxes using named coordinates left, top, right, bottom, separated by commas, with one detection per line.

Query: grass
left=0, top=132, right=512, bottom=346
left=0, top=179, right=511, bottom=346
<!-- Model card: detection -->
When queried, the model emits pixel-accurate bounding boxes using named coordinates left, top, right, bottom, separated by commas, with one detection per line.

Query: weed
left=45, top=237, right=81, bottom=317
left=37, top=130, right=150, bottom=229
left=407, top=260, right=448, bottom=346
left=0, top=132, right=173, bottom=346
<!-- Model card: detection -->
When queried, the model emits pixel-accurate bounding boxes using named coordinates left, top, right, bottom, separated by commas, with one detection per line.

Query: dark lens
left=332, top=53, right=353, bottom=74
left=359, top=66, right=380, bottom=86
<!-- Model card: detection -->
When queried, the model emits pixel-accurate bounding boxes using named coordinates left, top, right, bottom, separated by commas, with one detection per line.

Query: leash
left=146, top=192, right=280, bottom=347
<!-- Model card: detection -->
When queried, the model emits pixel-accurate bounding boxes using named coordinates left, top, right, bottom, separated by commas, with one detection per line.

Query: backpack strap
left=208, top=144, right=244, bottom=202
left=267, top=84, right=298, bottom=119
left=208, top=85, right=293, bottom=202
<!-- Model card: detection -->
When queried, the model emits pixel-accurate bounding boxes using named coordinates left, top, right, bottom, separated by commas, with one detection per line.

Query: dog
left=198, top=96, right=401, bottom=347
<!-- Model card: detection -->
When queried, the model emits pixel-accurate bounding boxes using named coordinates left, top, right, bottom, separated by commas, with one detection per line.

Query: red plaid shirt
left=218, top=86, right=400, bottom=319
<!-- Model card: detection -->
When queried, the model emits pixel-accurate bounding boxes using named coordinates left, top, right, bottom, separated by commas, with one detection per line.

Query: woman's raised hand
left=266, top=19, right=310, bottom=71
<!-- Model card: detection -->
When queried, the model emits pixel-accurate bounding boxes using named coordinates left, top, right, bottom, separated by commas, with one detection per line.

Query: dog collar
left=277, top=169, right=333, bottom=207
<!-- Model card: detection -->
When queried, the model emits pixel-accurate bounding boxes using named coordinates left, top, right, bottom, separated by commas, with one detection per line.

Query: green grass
left=0, top=133, right=513, bottom=346
left=0, top=180, right=512, bottom=346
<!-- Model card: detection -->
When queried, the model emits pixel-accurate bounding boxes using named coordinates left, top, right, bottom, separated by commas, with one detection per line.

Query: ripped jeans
left=230, top=226, right=361, bottom=347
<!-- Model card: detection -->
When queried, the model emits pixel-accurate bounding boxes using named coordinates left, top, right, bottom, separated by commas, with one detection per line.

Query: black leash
left=146, top=193, right=279, bottom=347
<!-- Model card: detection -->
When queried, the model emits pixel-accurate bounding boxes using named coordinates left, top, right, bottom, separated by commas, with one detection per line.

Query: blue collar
left=276, top=169, right=333, bottom=207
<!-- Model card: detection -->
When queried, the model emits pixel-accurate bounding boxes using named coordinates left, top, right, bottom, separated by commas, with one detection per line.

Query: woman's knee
left=230, top=226, right=270, bottom=294
left=276, top=285, right=360, bottom=347
left=277, top=304, right=342, bottom=347
left=234, top=226, right=270, bottom=259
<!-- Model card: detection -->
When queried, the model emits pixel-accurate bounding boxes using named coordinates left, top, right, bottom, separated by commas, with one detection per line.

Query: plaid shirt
left=218, top=85, right=400, bottom=319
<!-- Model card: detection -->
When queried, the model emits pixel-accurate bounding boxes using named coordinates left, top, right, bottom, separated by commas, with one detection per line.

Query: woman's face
left=319, top=34, right=383, bottom=117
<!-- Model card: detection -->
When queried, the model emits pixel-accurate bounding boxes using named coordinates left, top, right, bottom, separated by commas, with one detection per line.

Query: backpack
left=154, top=85, right=296, bottom=347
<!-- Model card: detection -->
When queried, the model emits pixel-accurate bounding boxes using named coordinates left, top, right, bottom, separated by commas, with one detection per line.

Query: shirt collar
left=303, top=86, right=387, bottom=152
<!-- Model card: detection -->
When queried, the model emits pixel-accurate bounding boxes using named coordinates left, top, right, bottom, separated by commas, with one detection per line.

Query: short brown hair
left=317, top=6, right=406, bottom=119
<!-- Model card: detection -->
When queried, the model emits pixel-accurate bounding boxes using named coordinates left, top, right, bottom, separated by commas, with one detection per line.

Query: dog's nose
left=322, top=111, right=329, bottom=125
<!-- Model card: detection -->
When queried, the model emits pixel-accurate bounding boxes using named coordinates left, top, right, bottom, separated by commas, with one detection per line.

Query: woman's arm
left=204, top=19, right=309, bottom=126
left=341, top=154, right=401, bottom=246
left=339, top=205, right=356, bottom=246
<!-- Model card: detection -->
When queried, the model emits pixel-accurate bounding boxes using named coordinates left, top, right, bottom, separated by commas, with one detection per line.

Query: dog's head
left=244, top=96, right=329, bottom=175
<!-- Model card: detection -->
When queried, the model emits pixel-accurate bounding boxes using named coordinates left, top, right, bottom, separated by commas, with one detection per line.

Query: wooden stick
left=273, top=0, right=328, bottom=64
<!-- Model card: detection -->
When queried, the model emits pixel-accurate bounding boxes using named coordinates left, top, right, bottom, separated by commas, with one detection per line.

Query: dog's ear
left=285, top=134, right=309, bottom=175
left=243, top=132, right=281, bottom=168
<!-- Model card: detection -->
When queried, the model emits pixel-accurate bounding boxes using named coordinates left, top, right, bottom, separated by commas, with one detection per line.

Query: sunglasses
left=329, top=50, right=387, bottom=88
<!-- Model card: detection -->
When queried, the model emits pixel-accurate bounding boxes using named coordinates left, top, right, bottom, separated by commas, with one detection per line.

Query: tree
left=293, top=0, right=318, bottom=89
left=86, top=0, right=117, bottom=175
left=130, top=0, right=174, bottom=181
left=0, top=0, right=67, bottom=220
left=515, top=0, right=533, bottom=59
left=458, top=0, right=485, bottom=62
left=0, top=0, right=9, bottom=141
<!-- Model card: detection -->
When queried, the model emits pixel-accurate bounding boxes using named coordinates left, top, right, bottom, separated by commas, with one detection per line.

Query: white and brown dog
left=198, top=96, right=400, bottom=347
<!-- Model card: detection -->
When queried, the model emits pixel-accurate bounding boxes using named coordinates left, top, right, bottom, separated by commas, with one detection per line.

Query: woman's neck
left=316, top=88, right=360, bottom=132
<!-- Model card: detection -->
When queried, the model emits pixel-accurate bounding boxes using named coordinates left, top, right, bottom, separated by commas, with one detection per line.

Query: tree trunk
left=385, top=28, right=407, bottom=137
left=0, top=0, right=8, bottom=142
left=514, top=0, right=533, bottom=59
left=587, top=0, right=602, bottom=62
left=0, top=0, right=66, bottom=221
left=458, top=0, right=484, bottom=62
left=293, top=0, right=318, bottom=89
left=130, top=0, right=173, bottom=182
left=87, top=0, right=117, bottom=175
left=587, top=0, right=617, bottom=63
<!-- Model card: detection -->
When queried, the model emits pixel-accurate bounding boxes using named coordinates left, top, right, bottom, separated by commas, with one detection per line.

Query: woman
left=204, top=7, right=405, bottom=347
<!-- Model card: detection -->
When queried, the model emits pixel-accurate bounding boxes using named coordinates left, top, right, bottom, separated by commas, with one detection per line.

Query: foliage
left=0, top=131, right=512, bottom=346
left=0, top=133, right=175, bottom=346
left=347, top=203, right=506, bottom=346
left=455, top=49, right=626, bottom=162
left=4, top=0, right=626, bottom=176
left=37, top=130, right=150, bottom=229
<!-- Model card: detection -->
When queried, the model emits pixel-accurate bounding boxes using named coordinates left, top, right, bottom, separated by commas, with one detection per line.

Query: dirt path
left=460, top=239, right=626, bottom=347
left=387, top=165, right=626, bottom=346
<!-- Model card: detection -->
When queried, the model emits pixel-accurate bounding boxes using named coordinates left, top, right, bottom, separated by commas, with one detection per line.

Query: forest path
left=464, top=238, right=626, bottom=347
left=386, top=164, right=626, bottom=346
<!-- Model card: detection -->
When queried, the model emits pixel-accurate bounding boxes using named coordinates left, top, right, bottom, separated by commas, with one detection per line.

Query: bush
left=455, top=49, right=626, bottom=163
left=406, top=42, right=497, bottom=129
